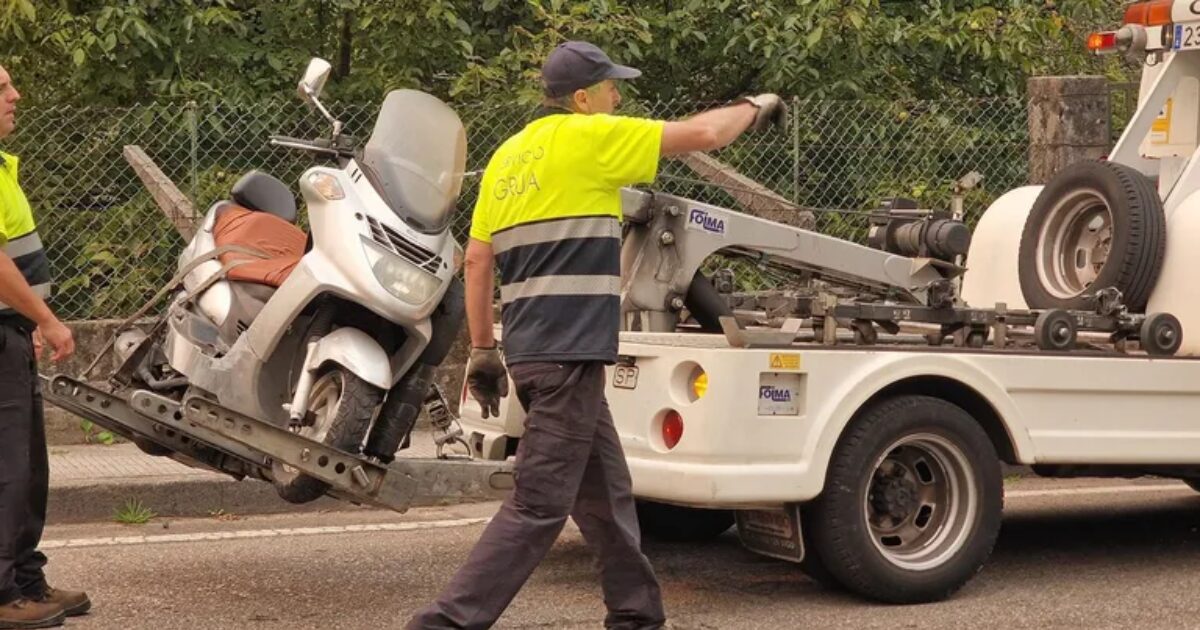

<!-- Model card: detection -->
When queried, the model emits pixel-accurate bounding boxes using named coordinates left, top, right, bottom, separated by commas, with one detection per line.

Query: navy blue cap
left=541, top=41, right=641, bottom=98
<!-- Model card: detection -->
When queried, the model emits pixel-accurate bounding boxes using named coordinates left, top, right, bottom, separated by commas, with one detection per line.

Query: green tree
left=0, top=0, right=1132, bottom=107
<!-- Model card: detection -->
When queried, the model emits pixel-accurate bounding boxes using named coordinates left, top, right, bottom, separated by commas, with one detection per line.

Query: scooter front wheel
left=272, top=367, right=383, bottom=504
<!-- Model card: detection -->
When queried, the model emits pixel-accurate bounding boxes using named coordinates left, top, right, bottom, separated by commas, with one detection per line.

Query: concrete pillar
left=1027, top=76, right=1111, bottom=184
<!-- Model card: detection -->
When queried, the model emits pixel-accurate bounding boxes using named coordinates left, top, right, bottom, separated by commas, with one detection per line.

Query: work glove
left=741, top=93, right=788, bottom=133
left=467, top=346, right=508, bottom=419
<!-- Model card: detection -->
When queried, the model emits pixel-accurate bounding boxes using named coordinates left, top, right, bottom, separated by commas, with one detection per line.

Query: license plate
left=1175, top=23, right=1200, bottom=50
left=612, top=365, right=639, bottom=390
left=735, top=504, right=805, bottom=563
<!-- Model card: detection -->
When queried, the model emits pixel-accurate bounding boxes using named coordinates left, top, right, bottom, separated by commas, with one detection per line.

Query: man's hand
left=36, top=318, right=74, bottom=362
left=467, top=346, right=508, bottom=419
left=742, top=93, right=788, bottom=133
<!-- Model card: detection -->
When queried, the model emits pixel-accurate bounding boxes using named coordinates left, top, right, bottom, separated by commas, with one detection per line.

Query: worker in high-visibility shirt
left=0, top=63, right=89, bottom=630
left=409, top=42, right=786, bottom=629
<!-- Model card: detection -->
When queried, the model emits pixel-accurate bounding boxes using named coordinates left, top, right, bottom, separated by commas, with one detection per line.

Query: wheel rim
left=1035, top=189, right=1113, bottom=299
left=863, top=433, right=978, bottom=571
left=279, top=371, right=344, bottom=478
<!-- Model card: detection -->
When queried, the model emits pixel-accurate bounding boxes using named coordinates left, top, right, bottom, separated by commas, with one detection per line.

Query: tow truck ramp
left=42, top=374, right=514, bottom=513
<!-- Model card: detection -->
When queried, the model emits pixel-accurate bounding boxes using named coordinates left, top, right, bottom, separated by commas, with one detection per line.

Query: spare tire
left=1018, top=161, right=1166, bottom=311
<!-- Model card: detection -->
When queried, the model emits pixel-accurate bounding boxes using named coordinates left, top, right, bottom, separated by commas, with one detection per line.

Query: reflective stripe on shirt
left=0, top=231, right=53, bottom=314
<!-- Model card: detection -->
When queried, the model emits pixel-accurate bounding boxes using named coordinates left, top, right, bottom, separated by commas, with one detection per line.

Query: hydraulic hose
left=684, top=271, right=732, bottom=334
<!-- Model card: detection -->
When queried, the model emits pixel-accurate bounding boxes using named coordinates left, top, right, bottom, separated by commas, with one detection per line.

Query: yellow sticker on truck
left=1151, top=98, right=1173, bottom=145
left=768, top=353, right=801, bottom=370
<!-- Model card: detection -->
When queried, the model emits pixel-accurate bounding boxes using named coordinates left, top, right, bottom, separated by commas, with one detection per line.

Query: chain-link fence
left=1109, top=81, right=1140, bottom=145
left=7, top=95, right=1028, bottom=320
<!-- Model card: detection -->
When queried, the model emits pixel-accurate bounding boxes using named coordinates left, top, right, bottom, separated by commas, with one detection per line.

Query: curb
left=48, top=475, right=482, bottom=525
left=48, top=476, right=351, bottom=524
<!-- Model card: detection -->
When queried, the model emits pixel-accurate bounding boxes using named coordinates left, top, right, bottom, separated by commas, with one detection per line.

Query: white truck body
left=462, top=336, right=1200, bottom=507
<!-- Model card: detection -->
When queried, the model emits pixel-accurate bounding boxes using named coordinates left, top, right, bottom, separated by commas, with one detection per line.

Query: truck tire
left=272, top=368, right=382, bottom=504
left=1018, top=160, right=1165, bottom=312
left=808, top=395, right=1003, bottom=604
left=636, top=500, right=735, bottom=542
left=798, top=510, right=842, bottom=590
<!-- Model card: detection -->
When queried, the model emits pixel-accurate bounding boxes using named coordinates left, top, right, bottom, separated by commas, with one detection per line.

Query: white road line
left=41, top=517, right=491, bottom=550
left=1007, top=484, right=1192, bottom=499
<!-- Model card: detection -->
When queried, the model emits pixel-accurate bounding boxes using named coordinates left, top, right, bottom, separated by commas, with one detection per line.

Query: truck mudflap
left=42, top=374, right=514, bottom=513
left=735, top=504, right=806, bottom=563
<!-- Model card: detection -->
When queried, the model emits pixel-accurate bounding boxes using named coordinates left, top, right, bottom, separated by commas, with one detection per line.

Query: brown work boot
left=0, top=598, right=64, bottom=629
left=28, top=588, right=89, bottom=618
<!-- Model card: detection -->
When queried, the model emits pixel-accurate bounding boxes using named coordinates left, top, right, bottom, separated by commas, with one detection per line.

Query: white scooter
left=116, top=58, right=470, bottom=503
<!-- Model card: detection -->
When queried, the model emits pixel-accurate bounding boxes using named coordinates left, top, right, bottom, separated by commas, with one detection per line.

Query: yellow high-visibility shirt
left=0, top=151, right=36, bottom=245
left=469, top=111, right=663, bottom=364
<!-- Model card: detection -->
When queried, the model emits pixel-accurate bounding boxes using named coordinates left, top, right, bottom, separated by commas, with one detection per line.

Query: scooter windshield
left=360, top=89, right=468, bottom=233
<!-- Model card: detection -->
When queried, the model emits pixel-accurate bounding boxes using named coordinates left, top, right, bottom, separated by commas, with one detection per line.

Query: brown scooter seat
left=213, top=203, right=306, bottom=288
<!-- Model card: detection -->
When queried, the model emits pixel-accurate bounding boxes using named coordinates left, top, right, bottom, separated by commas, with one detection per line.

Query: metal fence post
left=1027, top=76, right=1109, bottom=185
left=186, top=100, right=199, bottom=212
left=792, top=95, right=800, bottom=206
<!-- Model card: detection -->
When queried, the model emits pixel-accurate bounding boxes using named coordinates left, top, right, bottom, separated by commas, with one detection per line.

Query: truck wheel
left=272, top=368, right=382, bottom=504
left=809, top=395, right=1003, bottom=604
left=1018, top=161, right=1165, bottom=312
left=636, top=500, right=735, bottom=542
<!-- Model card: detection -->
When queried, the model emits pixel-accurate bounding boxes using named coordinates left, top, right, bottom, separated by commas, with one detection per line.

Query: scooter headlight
left=362, top=239, right=440, bottom=305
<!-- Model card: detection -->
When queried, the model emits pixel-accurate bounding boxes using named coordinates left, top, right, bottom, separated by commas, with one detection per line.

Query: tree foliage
left=1, top=0, right=1130, bottom=107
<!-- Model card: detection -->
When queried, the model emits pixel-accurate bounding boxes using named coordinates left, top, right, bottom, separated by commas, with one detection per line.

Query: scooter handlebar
left=269, top=135, right=335, bottom=151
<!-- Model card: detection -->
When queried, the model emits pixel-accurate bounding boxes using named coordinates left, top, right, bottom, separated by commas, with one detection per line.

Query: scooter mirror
left=298, top=58, right=333, bottom=103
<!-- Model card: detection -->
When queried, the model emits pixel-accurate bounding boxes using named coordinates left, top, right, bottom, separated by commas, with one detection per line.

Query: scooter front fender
left=307, top=327, right=393, bottom=390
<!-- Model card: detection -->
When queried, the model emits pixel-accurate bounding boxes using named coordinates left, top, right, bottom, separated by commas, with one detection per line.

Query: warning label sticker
left=1151, top=98, right=1173, bottom=145
left=768, top=353, right=801, bottom=370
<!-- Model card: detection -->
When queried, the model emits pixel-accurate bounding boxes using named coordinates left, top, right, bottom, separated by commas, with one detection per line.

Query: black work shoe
left=0, top=598, right=65, bottom=629
left=29, top=587, right=90, bottom=618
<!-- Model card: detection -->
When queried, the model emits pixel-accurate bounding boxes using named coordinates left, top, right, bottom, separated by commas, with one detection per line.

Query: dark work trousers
left=409, top=361, right=665, bottom=630
left=0, top=320, right=48, bottom=605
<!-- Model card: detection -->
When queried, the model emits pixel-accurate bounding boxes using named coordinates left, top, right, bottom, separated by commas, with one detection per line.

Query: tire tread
left=1018, top=160, right=1166, bottom=311
left=274, top=370, right=383, bottom=504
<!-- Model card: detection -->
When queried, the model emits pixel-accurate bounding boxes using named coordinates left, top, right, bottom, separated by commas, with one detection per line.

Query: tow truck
left=458, top=1, right=1200, bottom=604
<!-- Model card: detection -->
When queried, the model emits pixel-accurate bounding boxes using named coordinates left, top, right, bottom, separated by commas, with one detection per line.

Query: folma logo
left=759, top=386, right=792, bottom=402
left=688, top=208, right=726, bottom=236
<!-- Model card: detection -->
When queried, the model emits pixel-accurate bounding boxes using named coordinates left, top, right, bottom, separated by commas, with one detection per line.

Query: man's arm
left=0, top=251, right=73, bottom=360
left=462, top=237, right=507, bottom=416
left=660, top=103, right=758, bottom=156
left=660, top=94, right=787, bottom=156
left=463, top=238, right=496, bottom=348
left=0, top=251, right=53, bottom=323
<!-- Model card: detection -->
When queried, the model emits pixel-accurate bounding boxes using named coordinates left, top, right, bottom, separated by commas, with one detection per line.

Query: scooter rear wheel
left=272, top=367, right=382, bottom=504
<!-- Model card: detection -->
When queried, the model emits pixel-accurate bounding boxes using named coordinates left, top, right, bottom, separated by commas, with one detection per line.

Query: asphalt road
left=37, top=478, right=1200, bottom=629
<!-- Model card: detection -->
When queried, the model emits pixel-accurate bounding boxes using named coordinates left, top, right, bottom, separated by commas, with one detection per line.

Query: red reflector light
left=1124, top=0, right=1172, bottom=26
left=1088, top=31, right=1118, bottom=52
left=662, top=410, right=684, bottom=450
